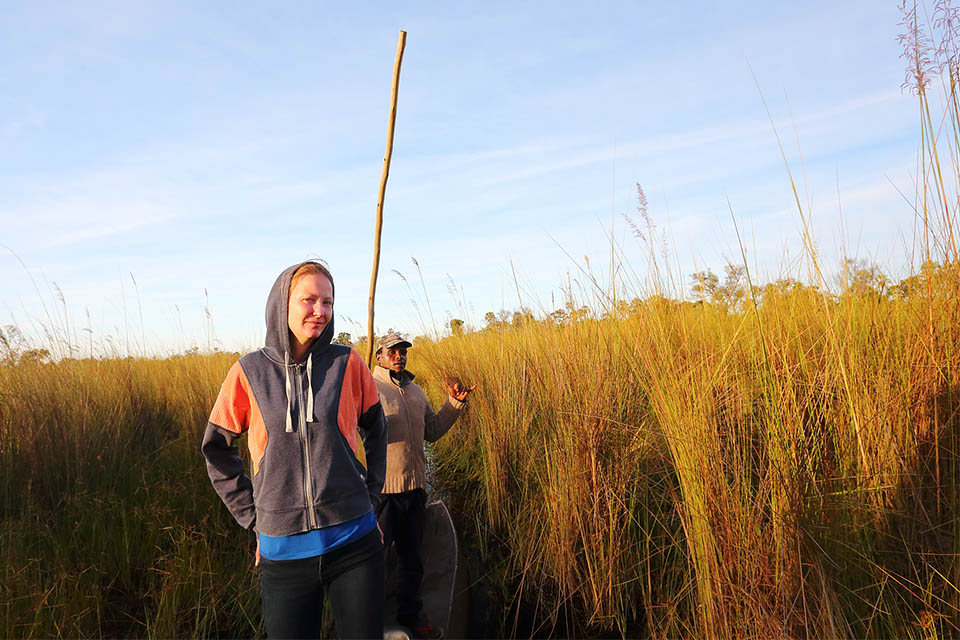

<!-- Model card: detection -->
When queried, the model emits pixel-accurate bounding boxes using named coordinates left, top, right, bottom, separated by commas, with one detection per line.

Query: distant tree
left=690, top=265, right=747, bottom=312
left=0, top=327, right=17, bottom=364
left=511, top=310, right=534, bottom=327
left=0, top=325, right=31, bottom=365
left=565, top=302, right=591, bottom=322
left=891, top=260, right=956, bottom=300
left=893, top=272, right=921, bottom=300
left=333, top=332, right=352, bottom=346
left=483, top=311, right=508, bottom=330
left=840, top=259, right=888, bottom=298
left=603, top=300, right=631, bottom=320
left=718, top=264, right=747, bottom=311
left=449, top=319, right=465, bottom=337
left=19, top=348, right=50, bottom=365
left=354, top=337, right=369, bottom=360
left=690, top=270, right=720, bottom=304
left=642, top=294, right=677, bottom=312
left=627, top=297, right=648, bottom=315
left=761, top=277, right=800, bottom=298
left=759, top=278, right=831, bottom=308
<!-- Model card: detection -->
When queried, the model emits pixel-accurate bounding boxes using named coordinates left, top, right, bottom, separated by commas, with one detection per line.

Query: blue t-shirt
left=258, top=511, right=377, bottom=561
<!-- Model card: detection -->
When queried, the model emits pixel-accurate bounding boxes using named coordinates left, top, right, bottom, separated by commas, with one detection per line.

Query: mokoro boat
left=384, top=500, right=468, bottom=639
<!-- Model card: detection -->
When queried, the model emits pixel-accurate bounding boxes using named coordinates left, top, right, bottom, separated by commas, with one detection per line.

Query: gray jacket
left=201, top=263, right=387, bottom=536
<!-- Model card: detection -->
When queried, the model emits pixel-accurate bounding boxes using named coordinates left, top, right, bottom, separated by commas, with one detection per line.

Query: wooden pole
left=367, top=30, right=406, bottom=368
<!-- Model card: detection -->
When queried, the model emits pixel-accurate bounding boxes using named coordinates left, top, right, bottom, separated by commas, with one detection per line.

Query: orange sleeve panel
left=357, top=352, right=381, bottom=415
left=209, top=362, right=250, bottom=434
left=209, top=362, right=267, bottom=475
left=337, top=349, right=380, bottom=465
left=245, top=383, right=266, bottom=476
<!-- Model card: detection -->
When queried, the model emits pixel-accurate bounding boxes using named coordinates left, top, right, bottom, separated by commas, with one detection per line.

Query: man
left=373, top=332, right=475, bottom=639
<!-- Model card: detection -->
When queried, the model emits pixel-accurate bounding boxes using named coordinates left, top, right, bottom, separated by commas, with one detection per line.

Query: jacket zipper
left=296, top=366, right=318, bottom=529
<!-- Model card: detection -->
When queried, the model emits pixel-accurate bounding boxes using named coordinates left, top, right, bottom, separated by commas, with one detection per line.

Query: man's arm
left=423, top=381, right=475, bottom=442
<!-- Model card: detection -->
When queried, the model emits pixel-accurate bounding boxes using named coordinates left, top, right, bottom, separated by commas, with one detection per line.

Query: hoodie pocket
left=253, top=432, right=308, bottom=514
left=305, top=420, right=368, bottom=506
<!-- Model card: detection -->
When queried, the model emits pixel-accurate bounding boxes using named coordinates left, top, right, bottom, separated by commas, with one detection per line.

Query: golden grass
left=0, top=353, right=262, bottom=638
left=3, top=7, right=960, bottom=638
left=413, top=272, right=959, bottom=638
left=2, top=267, right=955, bottom=638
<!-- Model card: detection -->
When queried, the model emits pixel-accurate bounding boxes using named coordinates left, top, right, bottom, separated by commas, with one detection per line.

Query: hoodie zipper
left=295, top=365, right=318, bottom=529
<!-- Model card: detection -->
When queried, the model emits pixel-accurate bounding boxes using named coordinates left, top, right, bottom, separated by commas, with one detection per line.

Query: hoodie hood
left=264, top=261, right=335, bottom=363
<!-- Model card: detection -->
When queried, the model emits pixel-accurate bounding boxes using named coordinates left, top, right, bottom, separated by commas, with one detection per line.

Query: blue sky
left=0, top=1, right=928, bottom=355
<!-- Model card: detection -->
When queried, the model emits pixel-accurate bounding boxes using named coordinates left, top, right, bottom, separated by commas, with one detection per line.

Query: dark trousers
left=259, top=528, right=384, bottom=639
left=376, top=489, right=426, bottom=628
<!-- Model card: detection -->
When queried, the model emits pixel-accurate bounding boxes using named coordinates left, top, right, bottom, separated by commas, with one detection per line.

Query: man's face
left=377, top=346, right=407, bottom=372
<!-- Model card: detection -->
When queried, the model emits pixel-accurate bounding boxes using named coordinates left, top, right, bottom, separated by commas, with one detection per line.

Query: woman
left=202, top=261, right=387, bottom=639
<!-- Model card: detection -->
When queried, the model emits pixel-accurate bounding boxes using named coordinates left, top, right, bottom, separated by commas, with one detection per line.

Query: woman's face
left=287, top=273, right=334, bottom=349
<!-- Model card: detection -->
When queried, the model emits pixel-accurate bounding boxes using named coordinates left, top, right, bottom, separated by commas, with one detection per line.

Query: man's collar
left=373, top=364, right=415, bottom=386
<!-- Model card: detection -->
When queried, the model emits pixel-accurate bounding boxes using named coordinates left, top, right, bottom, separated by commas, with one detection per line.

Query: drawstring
left=306, top=352, right=314, bottom=421
left=284, top=350, right=314, bottom=432
left=284, top=350, right=293, bottom=432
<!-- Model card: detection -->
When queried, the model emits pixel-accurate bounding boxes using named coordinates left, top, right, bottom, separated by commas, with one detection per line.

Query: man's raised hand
left=444, top=380, right=476, bottom=402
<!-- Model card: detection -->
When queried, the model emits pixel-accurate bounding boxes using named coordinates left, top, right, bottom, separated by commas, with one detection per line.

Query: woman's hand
left=444, top=381, right=476, bottom=402
left=255, top=535, right=261, bottom=566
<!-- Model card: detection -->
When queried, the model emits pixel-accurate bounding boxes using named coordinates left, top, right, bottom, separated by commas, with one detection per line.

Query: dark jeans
left=376, top=488, right=426, bottom=628
left=259, top=528, right=384, bottom=639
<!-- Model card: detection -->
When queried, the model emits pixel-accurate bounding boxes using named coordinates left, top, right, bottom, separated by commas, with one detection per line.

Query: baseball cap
left=377, top=331, right=412, bottom=352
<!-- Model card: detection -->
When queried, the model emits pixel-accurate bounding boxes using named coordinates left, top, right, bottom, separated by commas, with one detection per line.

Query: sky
left=0, top=1, right=933, bottom=356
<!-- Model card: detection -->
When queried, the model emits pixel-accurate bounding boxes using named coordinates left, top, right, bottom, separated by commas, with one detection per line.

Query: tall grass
left=2, top=5, right=959, bottom=638
left=0, top=353, right=261, bottom=638
left=410, top=6, right=960, bottom=636
left=3, top=265, right=954, bottom=638
left=414, top=263, right=958, bottom=638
